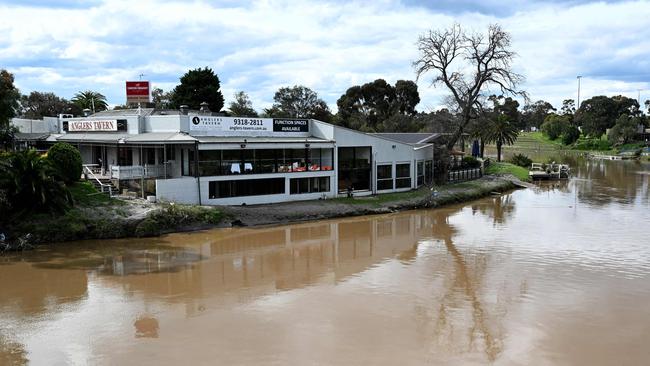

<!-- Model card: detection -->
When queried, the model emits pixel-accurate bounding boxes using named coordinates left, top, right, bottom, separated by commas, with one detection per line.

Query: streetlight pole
left=576, top=75, right=582, bottom=109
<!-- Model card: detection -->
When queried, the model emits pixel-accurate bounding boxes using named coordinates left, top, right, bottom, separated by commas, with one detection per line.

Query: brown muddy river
left=1, top=157, right=649, bottom=365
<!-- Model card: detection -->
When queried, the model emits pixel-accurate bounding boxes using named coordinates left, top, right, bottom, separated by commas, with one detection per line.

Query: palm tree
left=71, top=90, right=108, bottom=113
left=486, top=114, right=519, bottom=162
left=0, top=149, right=72, bottom=219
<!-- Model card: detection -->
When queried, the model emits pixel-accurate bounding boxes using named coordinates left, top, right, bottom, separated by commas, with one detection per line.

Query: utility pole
left=576, top=76, right=582, bottom=109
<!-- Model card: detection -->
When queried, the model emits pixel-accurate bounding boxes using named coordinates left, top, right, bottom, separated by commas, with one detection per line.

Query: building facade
left=12, top=109, right=435, bottom=205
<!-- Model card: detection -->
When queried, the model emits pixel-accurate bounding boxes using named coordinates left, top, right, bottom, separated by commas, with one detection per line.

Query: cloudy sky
left=1, top=0, right=649, bottom=112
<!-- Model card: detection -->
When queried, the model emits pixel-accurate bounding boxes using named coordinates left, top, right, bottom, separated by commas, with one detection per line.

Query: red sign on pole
left=126, top=81, right=150, bottom=104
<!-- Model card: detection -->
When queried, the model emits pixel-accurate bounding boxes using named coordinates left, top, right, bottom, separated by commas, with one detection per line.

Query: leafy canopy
left=264, top=85, right=331, bottom=122
left=1, top=69, right=20, bottom=127
left=228, top=91, right=258, bottom=117
left=47, top=142, right=82, bottom=184
left=72, top=91, right=108, bottom=113
left=0, top=149, right=72, bottom=219
left=171, top=67, right=224, bottom=111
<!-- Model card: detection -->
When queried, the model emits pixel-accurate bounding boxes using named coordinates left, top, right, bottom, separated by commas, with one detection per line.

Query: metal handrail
left=83, top=165, right=113, bottom=197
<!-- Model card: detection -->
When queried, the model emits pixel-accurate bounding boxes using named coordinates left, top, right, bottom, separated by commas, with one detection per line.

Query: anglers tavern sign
left=68, top=119, right=118, bottom=132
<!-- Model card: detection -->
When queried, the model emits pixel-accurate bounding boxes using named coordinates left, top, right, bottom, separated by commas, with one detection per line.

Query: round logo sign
left=192, top=116, right=200, bottom=125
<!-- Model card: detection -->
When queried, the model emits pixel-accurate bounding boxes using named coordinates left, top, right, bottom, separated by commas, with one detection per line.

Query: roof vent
left=199, top=102, right=210, bottom=114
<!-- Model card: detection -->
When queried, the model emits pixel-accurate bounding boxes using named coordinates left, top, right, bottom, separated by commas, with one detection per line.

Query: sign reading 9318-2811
left=189, top=115, right=309, bottom=136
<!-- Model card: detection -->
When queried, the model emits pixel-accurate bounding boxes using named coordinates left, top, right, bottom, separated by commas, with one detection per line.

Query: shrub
left=573, top=137, right=611, bottom=151
left=461, top=156, right=481, bottom=168
left=541, top=114, right=569, bottom=140
left=47, top=142, right=82, bottom=184
left=560, top=125, right=581, bottom=145
left=509, top=153, right=532, bottom=168
left=134, top=204, right=223, bottom=237
left=0, top=149, right=72, bottom=219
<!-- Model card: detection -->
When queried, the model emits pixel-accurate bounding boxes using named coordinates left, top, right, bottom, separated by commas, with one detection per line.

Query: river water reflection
left=1, top=158, right=649, bottom=365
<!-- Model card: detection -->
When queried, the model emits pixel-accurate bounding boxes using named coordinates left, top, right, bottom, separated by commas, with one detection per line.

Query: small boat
left=529, top=162, right=570, bottom=180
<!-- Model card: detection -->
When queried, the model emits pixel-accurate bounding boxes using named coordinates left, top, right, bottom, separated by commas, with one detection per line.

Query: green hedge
left=47, top=142, right=82, bottom=184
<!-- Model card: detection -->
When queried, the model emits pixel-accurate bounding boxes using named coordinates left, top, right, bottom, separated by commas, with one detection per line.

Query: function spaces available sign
left=189, top=116, right=309, bottom=135
left=68, top=119, right=118, bottom=132
left=126, top=81, right=150, bottom=104
left=272, top=119, right=309, bottom=132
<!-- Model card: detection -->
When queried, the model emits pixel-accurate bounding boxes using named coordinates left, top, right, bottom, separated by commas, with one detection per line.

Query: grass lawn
left=485, top=162, right=530, bottom=182
left=519, top=132, right=565, bottom=148
left=331, top=188, right=429, bottom=206
left=68, top=181, right=121, bottom=206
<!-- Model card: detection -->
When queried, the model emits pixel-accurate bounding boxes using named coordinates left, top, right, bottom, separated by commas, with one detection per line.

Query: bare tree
left=414, top=24, right=527, bottom=150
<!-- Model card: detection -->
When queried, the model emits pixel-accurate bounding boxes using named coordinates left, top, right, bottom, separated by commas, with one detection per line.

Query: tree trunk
left=480, top=139, right=485, bottom=158
left=496, top=140, right=502, bottom=162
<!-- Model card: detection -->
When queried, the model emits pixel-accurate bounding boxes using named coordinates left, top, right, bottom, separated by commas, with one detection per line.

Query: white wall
left=156, top=177, right=200, bottom=204
left=143, top=115, right=183, bottom=132
left=156, top=171, right=336, bottom=206
left=200, top=171, right=336, bottom=206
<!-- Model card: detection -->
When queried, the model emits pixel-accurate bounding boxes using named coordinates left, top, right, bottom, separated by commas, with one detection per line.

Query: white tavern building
left=13, top=109, right=437, bottom=205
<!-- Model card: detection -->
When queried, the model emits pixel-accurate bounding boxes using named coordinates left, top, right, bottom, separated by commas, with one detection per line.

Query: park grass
left=331, top=188, right=429, bottom=206
left=68, top=181, right=118, bottom=206
left=518, top=131, right=565, bottom=148
left=485, top=162, right=530, bottom=182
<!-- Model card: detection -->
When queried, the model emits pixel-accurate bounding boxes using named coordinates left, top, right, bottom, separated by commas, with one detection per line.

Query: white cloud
left=1, top=0, right=649, bottom=111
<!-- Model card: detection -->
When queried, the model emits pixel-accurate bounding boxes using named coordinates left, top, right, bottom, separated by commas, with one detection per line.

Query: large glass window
left=290, top=177, right=331, bottom=194
left=337, top=147, right=371, bottom=192
left=256, top=149, right=277, bottom=174
left=199, top=148, right=334, bottom=176
left=377, top=164, right=393, bottom=190
left=208, top=178, right=285, bottom=199
left=165, top=145, right=176, bottom=161
left=199, top=150, right=221, bottom=176
left=396, top=163, right=411, bottom=189
left=417, top=161, right=424, bottom=186
left=222, top=150, right=241, bottom=175
left=321, top=149, right=333, bottom=171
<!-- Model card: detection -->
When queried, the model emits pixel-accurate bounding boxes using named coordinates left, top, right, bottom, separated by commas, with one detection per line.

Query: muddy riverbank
left=2, top=176, right=516, bottom=249
left=223, top=175, right=516, bottom=227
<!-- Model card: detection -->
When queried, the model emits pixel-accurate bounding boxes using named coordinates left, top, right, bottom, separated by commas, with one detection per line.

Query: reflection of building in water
left=105, top=249, right=204, bottom=276
left=102, top=213, right=437, bottom=311
left=0, top=262, right=88, bottom=316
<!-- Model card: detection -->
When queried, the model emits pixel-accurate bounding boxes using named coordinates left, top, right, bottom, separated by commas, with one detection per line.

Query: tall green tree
left=486, top=114, right=519, bottom=162
left=521, top=100, right=555, bottom=130
left=1, top=69, right=20, bottom=127
left=0, top=149, right=72, bottom=218
left=72, top=91, right=108, bottom=113
left=576, top=95, right=640, bottom=137
left=151, top=87, right=174, bottom=109
left=489, top=95, right=521, bottom=129
left=264, top=85, right=332, bottom=121
left=20, top=91, right=80, bottom=118
left=228, top=91, right=258, bottom=117
left=170, top=67, right=224, bottom=111
left=394, top=80, right=420, bottom=116
left=336, top=79, right=420, bottom=131
left=0, top=70, right=20, bottom=150
left=607, top=114, right=641, bottom=145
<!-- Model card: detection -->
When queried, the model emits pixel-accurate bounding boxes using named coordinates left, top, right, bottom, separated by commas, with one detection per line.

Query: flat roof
left=196, top=136, right=334, bottom=144
left=370, top=133, right=445, bottom=144
left=57, top=133, right=132, bottom=143
left=15, top=132, right=51, bottom=141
